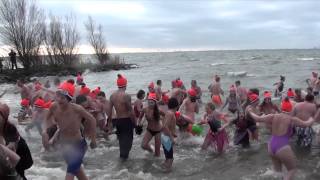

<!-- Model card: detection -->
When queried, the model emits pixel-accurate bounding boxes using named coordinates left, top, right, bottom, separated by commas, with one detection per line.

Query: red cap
left=188, top=88, right=197, bottom=97
left=162, top=94, right=169, bottom=104
left=264, top=91, right=272, bottom=99
left=117, top=74, right=127, bottom=88
left=287, top=88, right=295, bottom=98
left=281, top=99, right=293, bottom=112
left=176, top=80, right=183, bottom=88
left=20, top=99, right=30, bottom=107
left=59, top=81, right=75, bottom=99
left=89, top=91, right=97, bottom=99
left=148, top=82, right=155, bottom=89
left=249, top=93, right=259, bottom=103
left=34, top=98, right=46, bottom=108
left=148, top=93, right=157, bottom=101
left=44, top=101, right=52, bottom=109
left=175, top=111, right=181, bottom=119
left=93, top=87, right=101, bottom=95
left=79, top=86, right=91, bottom=95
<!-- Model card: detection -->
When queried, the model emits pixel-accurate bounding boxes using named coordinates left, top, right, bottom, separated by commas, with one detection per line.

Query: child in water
left=200, top=102, right=229, bottom=153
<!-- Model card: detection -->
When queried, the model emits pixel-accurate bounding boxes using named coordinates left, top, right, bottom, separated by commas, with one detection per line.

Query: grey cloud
left=38, top=0, right=320, bottom=50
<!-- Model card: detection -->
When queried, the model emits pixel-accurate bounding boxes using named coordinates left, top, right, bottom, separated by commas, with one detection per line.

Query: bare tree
left=0, top=0, right=46, bottom=69
left=85, top=16, right=109, bottom=65
left=45, top=14, right=80, bottom=67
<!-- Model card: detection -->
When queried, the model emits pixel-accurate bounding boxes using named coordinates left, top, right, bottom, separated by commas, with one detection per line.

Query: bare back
left=110, top=90, right=132, bottom=119
left=293, top=102, right=317, bottom=121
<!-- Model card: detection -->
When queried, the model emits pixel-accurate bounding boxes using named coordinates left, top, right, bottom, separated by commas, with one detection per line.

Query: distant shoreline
left=0, top=63, right=138, bottom=84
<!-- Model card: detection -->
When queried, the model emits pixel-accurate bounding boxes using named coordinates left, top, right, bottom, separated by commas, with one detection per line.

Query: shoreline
left=0, top=63, right=139, bottom=84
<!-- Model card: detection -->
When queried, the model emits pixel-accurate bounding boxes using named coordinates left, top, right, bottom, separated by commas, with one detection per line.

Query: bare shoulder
left=71, top=103, right=86, bottom=112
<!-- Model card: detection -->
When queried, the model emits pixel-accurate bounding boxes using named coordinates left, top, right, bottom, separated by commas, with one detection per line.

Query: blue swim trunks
left=62, top=139, right=87, bottom=175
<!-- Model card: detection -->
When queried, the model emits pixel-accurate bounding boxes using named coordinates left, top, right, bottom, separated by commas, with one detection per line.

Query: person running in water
left=138, top=93, right=163, bottom=157
left=161, top=98, right=179, bottom=171
left=248, top=102, right=315, bottom=180
left=107, top=74, right=136, bottom=160
left=46, top=82, right=97, bottom=180
left=209, top=75, right=224, bottom=107
left=221, top=85, right=241, bottom=114
left=176, top=89, right=199, bottom=131
left=259, top=91, right=280, bottom=115
left=293, top=94, right=317, bottom=148
left=191, top=80, right=202, bottom=103
left=274, top=75, right=285, bottom=97
left=235, top=80, right=248, bottom=104
left=200, top=102, right=229, bottom=153
left=245, top=93, right=260, bottom=141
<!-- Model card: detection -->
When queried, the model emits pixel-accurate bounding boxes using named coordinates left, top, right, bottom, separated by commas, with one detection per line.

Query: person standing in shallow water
left=138, top=93, right=163, bottom=157
left=107, top=74, right=136, bottom=160
left=248, top=103, right=315, bottom=180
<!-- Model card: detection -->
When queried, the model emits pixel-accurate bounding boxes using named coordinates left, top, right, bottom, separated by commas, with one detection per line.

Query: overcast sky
left=34, top=0, right=320, bottom=52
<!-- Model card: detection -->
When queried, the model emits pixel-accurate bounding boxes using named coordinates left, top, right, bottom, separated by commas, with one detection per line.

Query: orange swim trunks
left=212, top=95, right=223, bottom=106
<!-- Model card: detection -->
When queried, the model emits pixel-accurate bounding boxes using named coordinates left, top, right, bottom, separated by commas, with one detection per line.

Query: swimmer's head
left=205, top=102, right=215, bottom=113
left=294, top=89, right=301, bottom=96
left=156, top=80, right=162, bottom=86
left=117, top=74, right=127, bottom=88
left=75, top=95, right=89, bottom=108
left=168, top=98, right=179, bottom=110
left=96, top=91, right=106, bottom=101
left=280, top=76, right=285, bottom=82
left=191, top=80, right=197, bottom=87
left=235, top=80, right=241, bottom=87
left=147, top=93, right=157, bottom=106
left=305, top=94, right=314, bottom=103
left=263, top=91, right=272, bottom=103
left=137, top=90, right=145, bottom=100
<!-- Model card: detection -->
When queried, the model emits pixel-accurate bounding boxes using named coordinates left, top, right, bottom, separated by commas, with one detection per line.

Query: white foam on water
left=297, top=57, right=316, bottom=61
left=210, top=62, right=237, bottom=66
left=226, top=71, right=248, bottom=77
left=27, top=166, right=65, bottom=180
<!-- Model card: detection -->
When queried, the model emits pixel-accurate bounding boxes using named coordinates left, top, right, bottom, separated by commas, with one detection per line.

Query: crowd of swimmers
left=1, top=71, right=320, bottom=180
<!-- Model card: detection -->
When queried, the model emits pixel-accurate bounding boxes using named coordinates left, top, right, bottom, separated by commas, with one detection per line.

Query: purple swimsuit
left=269, top=125, right=293, bottom=155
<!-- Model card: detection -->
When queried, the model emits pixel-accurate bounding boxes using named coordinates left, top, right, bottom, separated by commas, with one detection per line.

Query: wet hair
left=295, top=88, right=301, bottom=95
left=190, top=97, right=197, bottom=103
left=280, top=75, right=285, bottom=81
left=235, top=80, right=241, bottom=85
left=168, top=98, right=179, bottom=109
left=305, top=94, right=314, bottom=102
left=75, top=95, right=87, bottom=104
left=191, top=80, right=197, bottom=85
left=97, top=91, right=106, bottom=97
left=206, top=102, right=216, bottom=111
left=249, top=88, right=259, bottom=96
left=67, top=79, right=75, bottom=85
left=137, top=90, right=145, bottom=99
left=156, top=80, right=162, bottom=86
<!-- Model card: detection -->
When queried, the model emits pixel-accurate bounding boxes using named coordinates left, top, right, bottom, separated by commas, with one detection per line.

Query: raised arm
left=221, top=97, right=229, bottom=111
left=292, top=116, right=315, bottom=128
left=248, top=111, right=273, bottom=123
